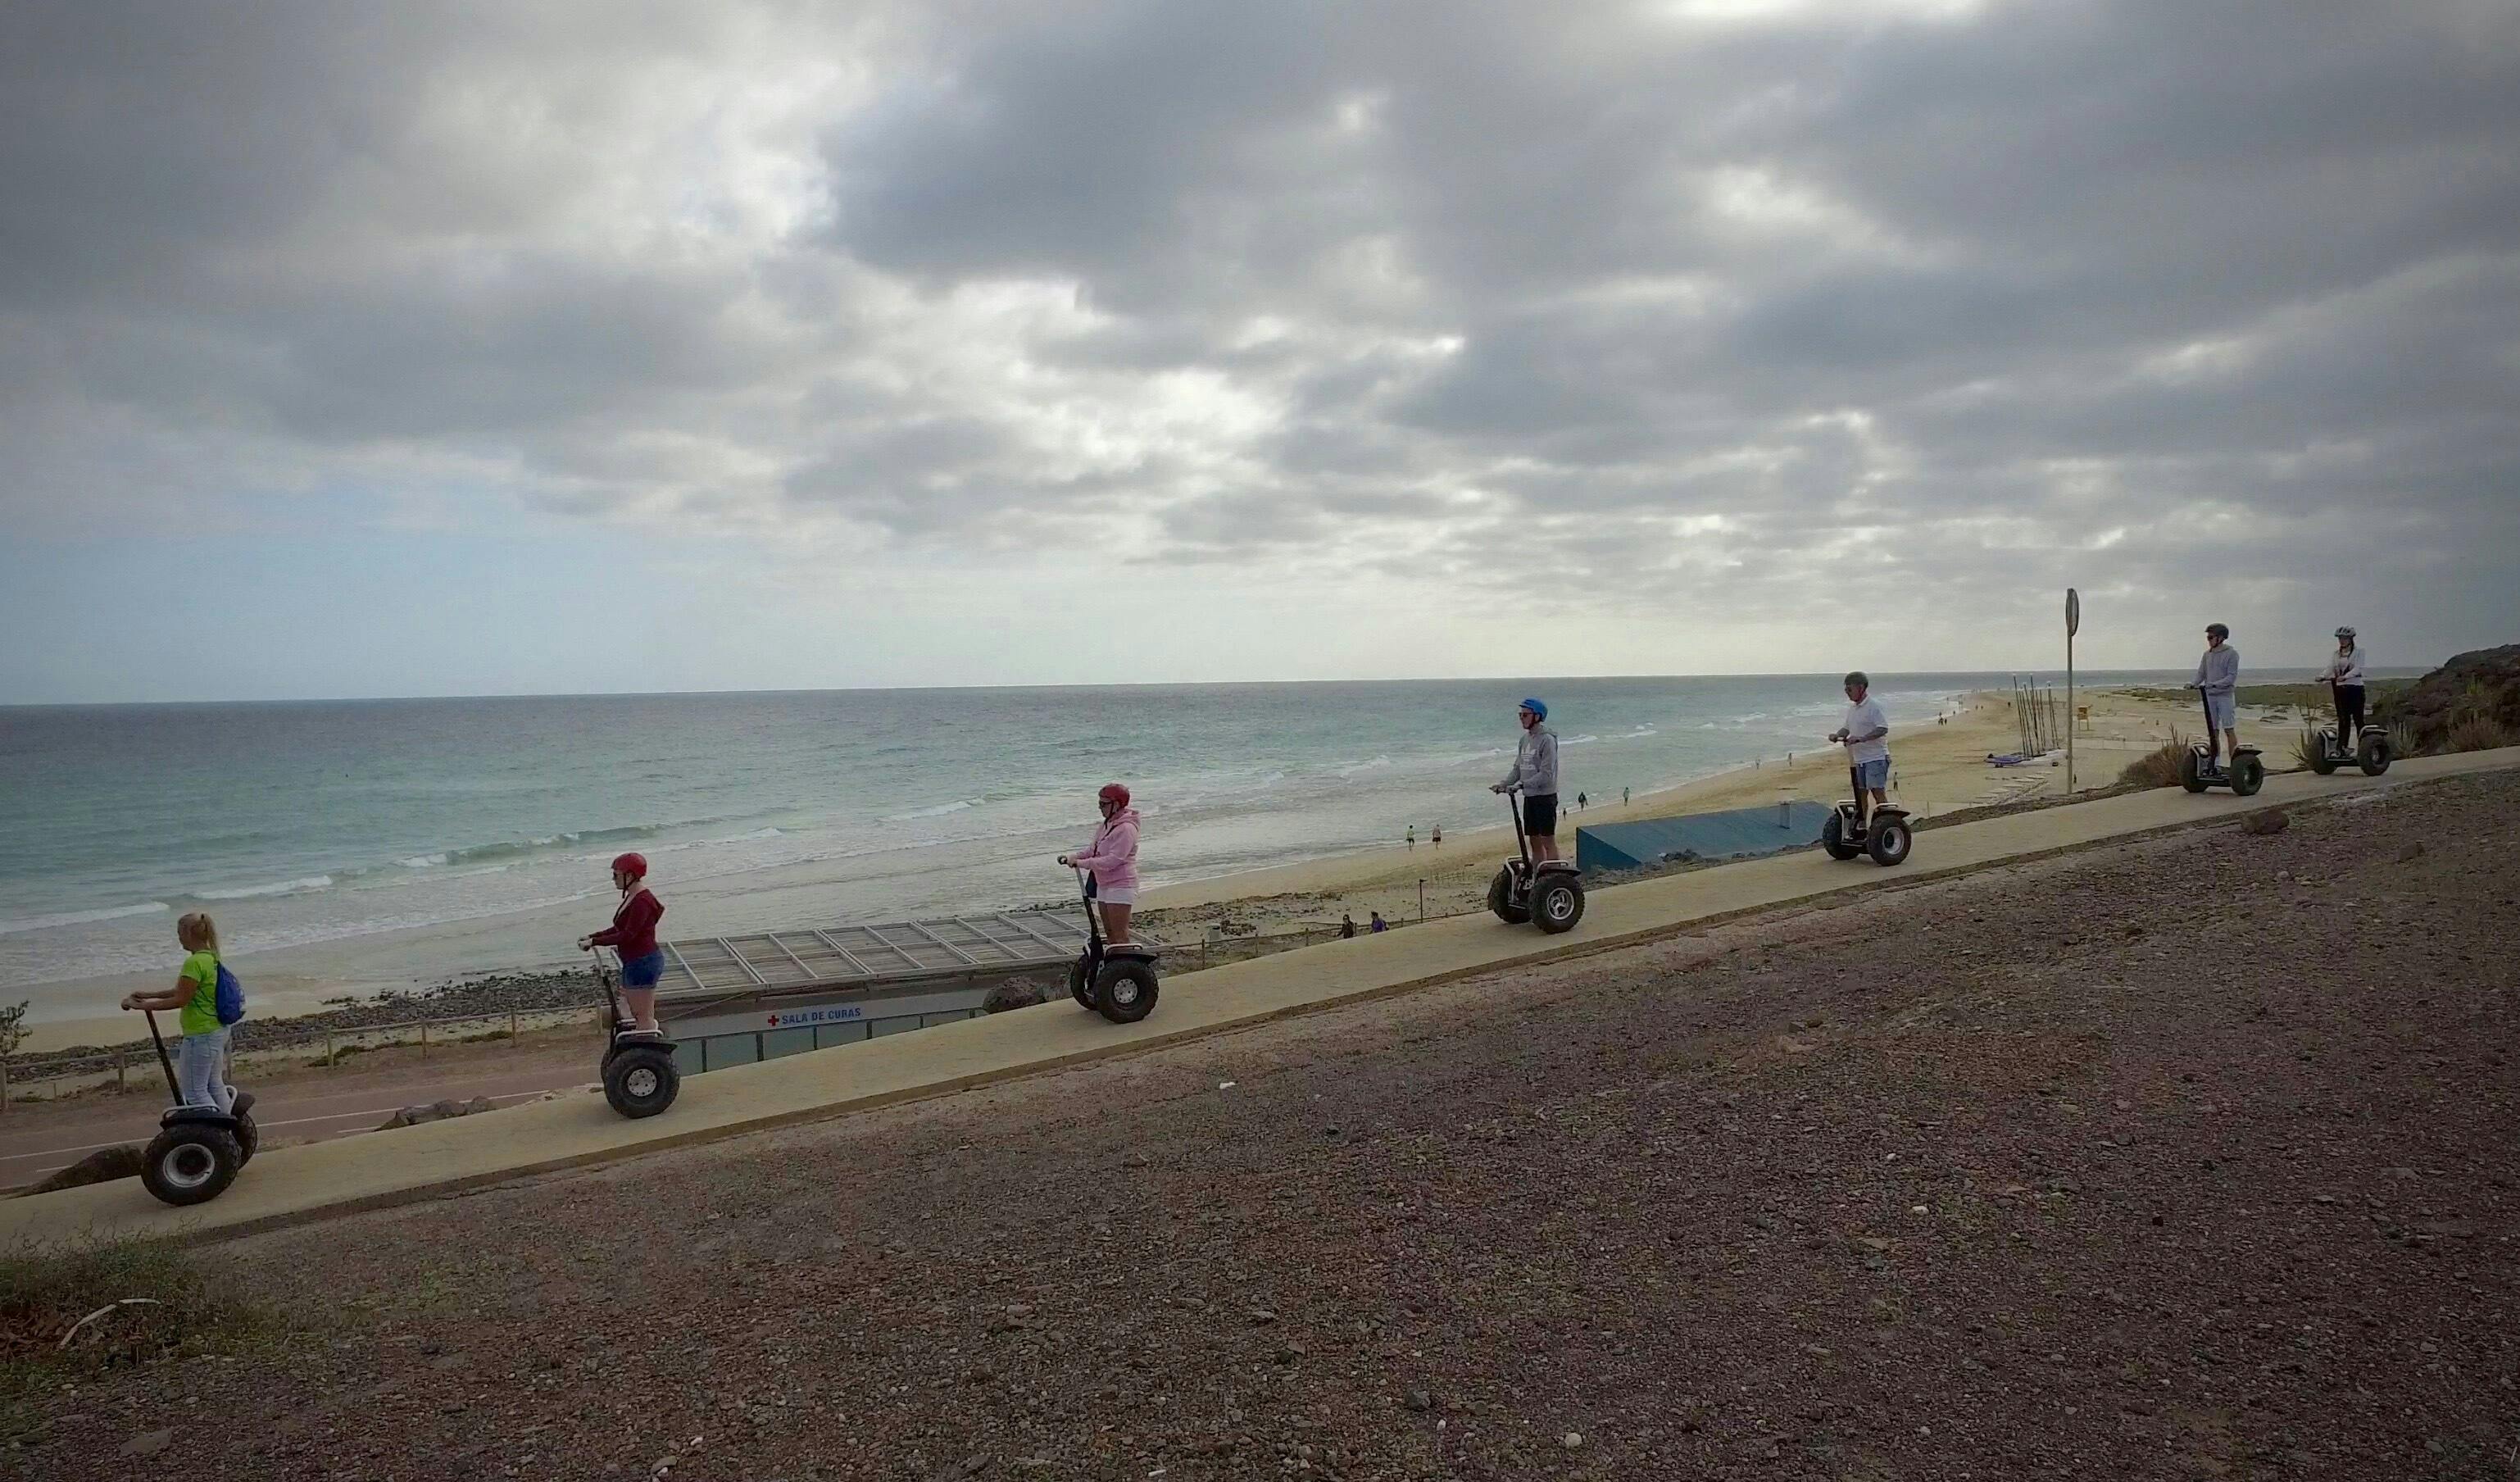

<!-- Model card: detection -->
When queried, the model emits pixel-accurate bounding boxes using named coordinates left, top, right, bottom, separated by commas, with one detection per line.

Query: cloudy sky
left=3, top=0, right=2514, bottom=702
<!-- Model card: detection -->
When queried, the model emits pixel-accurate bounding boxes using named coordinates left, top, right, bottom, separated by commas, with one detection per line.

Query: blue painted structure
left=1574, top=801, right=1833, bottom=875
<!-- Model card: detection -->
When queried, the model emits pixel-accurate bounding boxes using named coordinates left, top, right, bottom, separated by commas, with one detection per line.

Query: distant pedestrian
left=1577, top=791, right=1588, bottom=811
left=1623, top=787, right=1630, bottom=806
left=1369, top=911, right=1387, bottom=933
left=1406, top=825, right=1416, bottom=849
left=1431, top=824, right=1442, bottom=846
left=1340, top=912, right=1357, bottom=939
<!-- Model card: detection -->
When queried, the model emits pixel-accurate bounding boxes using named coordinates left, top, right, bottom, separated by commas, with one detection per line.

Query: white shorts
left=1095, top=885, right=1137, bottom=907
left=2204, top=692, right=2236, bottom=730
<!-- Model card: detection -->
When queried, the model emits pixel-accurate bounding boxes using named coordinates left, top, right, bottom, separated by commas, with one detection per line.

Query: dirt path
left=12, top=773, right=2518, bottom=1480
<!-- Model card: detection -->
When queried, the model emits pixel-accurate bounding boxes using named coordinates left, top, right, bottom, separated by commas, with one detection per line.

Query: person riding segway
left=1060, top=784, right=1160, bottom=1022
left=2307, top=625, right=2392, bottom=776
left=1822, top=671, right=1912, bottom=866
left=580, top=853, right=679, bottom=1117
left=120, top=911, right=259, bottom=1205
left=1487, top=698, right=1586, bottom=933
left=2182, top=623, right=2264, bottom=795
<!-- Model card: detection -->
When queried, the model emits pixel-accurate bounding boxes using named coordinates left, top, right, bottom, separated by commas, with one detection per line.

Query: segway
left=596, top=952, right=681, bottom=1118
left=138, top=1010, right=257, bottom=1207
left=1820, top=764, right=1913, bottom=866
left=2179, top=689, right=2264, bottom=795
left=1068, top=871, right=1159, bottom=1024
left=2304, top=677, right=2391, bottom=777
left=1486, top=789, right=1586, bottom=934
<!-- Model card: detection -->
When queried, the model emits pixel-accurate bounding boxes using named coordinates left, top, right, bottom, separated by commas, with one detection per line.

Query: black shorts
left=1522, top=793, right=1559, bottom=836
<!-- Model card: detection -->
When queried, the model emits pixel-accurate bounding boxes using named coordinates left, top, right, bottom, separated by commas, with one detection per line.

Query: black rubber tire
left=142, top=1125, right=242, bottom=1207
left=1487, top=867, right=1529, bottom=925
left=1068, top=956, right=1095, bottom=1009
left=2359, top=733, right=2392, bottom=775
left=603, top=1045, right=680, bottom=1119
left=234, top=1112, right=258, bottom=1166
left=1531, top=877, right=1585, bottom=934
left=1820, top=812, right=1863, bottom=861
left=1093, top=959, right=1160, bottom=1024
left=2231, top=753, right=2265, bottom=797
left=1868, top=819, right=1913, bottom=866
left=2307, top=734, right=2338, bottom=776
left=2179, top=749, right=2208, bottom=793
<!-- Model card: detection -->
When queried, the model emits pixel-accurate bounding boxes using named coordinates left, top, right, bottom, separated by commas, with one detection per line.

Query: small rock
left=122, top=1430, right=175, bottom=1457
left=1247, top=1308, right=1278, bottom=1325
left=2397, top=840, right=2425, bottom=863
left=1562, top=1432, right=1583, bottom=1451
left=2241, top=809, right=2289, bottom=836
left=1274, top=1343, right=1305, bottom=1364
left=1405, top=1389, right=1433, bottom=1412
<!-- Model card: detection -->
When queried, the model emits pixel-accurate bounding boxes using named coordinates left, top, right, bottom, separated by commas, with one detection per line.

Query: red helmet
left=611, top=852, right=648, bottom=881
left=1097, top=783, right=1130, bottom=808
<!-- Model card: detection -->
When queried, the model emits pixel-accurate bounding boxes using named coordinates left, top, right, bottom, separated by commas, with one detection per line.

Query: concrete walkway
left=10, top=748, right=2514, bottom=1250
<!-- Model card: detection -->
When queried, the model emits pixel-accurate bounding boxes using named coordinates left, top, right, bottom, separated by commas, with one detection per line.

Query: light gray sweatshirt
left=1500, top=724, right=1560, bottom=795
left=2194, top=645, right=2240, bottom=696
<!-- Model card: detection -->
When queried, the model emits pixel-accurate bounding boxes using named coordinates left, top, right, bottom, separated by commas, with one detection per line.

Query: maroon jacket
left=588, top=887, right=665, bottom=960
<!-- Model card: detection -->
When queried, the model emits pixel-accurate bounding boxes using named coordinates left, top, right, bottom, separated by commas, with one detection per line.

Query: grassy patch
left=2118, top=735, right=2189, bottom=789
left=2289, top=727, right=2326, bottom=771
left=2445, top=716, right=2518, bottom=754
left=2113, top=680, right=2411, bottom=711
left=0, top=1239, right=272, bottom=1402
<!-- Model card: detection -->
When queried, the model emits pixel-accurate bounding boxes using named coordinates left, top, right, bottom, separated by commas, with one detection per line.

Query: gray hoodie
left=2194, top=644, right=2240, bottom=696
left=1500, top=724, right=1560, bottom=796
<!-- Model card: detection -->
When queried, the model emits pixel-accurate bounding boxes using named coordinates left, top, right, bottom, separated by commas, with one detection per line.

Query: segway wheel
left=2179, top=749, right=2208, bottom=793
left=603, top=1045, right=680, bottom=1119
left=1868, top=818, right=1913, bottom=866
left=1068, top=956, right=1096, bottom=1009
left=234, top=1112, right=259, bottom=1166
left=1819, top=812, right=1863, bottom=861
left=2231, top=753, right=2265, bottom=797
left=1487, top=867, right=1530, bottom=925
left=2307, top=734, right=2338, bottom=776
left=1092, top=959, right=1159, bottom=1025
left=1531, top=877, right=1586, bottom=934
left=2359, top=732, right=2392, bottom=775
left=142, top=1125, right=242, bottom=1207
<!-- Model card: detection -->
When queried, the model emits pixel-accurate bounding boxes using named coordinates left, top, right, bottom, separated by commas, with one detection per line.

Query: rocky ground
left=11, top=772, right=2518, bottom=1480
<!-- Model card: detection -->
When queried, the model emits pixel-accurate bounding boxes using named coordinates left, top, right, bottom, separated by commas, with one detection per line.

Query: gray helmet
left=2335, top=625, right=2356, bottom=639
left=2205, top=622, right=2229, bottom=640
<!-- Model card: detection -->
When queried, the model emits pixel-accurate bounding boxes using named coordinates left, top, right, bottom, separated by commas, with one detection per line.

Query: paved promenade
left=8, top=748, right=2513, bottom=1249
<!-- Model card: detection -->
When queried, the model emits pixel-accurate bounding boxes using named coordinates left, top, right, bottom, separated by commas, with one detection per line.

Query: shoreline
left=13, top=687, right=2289, bottom=1057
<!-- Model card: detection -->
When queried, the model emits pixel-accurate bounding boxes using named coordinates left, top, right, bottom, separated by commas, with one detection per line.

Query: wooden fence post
left=509, top=1009, right=519, bottom=1043
left=116, top=1048, right=126, bottom=1093
left=325, top=1029, right=335, bottom=1066
left=419, top=1021, right=429, bottom=1058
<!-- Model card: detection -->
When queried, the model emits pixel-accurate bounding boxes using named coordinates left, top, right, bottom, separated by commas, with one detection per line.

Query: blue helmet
left=1519, top=697, right=1548, bottom=721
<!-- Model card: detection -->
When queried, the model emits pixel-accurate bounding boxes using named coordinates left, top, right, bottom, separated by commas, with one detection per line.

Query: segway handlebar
left=142, top=1007, right=182, bottom=1101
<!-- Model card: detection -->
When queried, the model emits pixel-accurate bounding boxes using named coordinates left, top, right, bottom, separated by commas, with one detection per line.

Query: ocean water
left=0, top=672, right=2186, bottom=1006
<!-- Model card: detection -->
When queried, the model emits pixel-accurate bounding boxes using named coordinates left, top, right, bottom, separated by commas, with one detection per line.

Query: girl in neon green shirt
left=120, top=911, right=235, bottom=1112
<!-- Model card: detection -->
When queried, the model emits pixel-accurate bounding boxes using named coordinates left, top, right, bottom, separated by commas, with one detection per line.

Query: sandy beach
left=16, top=686, right=2295, bottom=1056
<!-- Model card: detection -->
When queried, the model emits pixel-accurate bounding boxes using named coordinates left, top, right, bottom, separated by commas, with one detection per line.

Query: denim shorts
left=1855, top=757, right=1891, bottom=790
left=620, top=948, right=666, bottom=989
left=2204, top=691, right=2236, bottom=730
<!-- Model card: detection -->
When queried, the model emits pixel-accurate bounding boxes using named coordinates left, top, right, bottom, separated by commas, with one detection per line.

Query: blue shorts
left=1855, top=757, right=1890, bottom=791
left=620, top=948, right=666, bottom=989
left=2204, top=692, right=2236, bottom=730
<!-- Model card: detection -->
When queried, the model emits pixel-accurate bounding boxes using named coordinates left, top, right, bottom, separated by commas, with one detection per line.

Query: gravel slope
left=13, top=773, right=2518, bottom=1481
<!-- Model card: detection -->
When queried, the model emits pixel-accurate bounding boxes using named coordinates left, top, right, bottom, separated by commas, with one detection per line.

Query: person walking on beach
left=2317, top=625, right=2368, bottom=742
left=1577, top=791, right=1588, bottom=811
left=1060, top=783, right=1141, bottom=946
left=1369, top=911, right=1387, bottom=933
left=1406, top=825, right=1415, bottom=849
left=1828, top=672, right=1892, bottom=819
left=1430, top=824, right=1441, bottom=846
left=1492, top=698, right=1563, bottom=866
left=119, top=911, right=237, bottom=1112
left=2189, top=623, right=2241, bottom=765
left=1341, top=911, right=1357, bottom=939
left=1623, top=786, right=1629, bottom=807
left=581, top=853, right=666, bottom=1033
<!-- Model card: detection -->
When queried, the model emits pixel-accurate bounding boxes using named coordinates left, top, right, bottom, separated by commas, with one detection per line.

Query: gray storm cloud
left=2, top=0, right=2514, bottom=666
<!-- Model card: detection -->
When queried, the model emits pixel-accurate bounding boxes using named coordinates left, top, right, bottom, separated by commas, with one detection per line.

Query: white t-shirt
left=1841, top=697, right=1891, bottom=764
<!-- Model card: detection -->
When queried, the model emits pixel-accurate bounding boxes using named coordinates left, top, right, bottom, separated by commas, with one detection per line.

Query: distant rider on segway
left=2317, top=626, right=2368, bottom=741
left=1827, top=671, right=1891, bottom=822
left=1060, top=784, right=1141, bottom=946
left=2189, top=623, right=2241, bottom=767
left=1491, top=698, right=1561, bottom=865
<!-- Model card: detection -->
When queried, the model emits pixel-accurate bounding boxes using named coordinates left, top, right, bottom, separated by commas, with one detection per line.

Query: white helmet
left=2335, top=625, right=2356, bottom=640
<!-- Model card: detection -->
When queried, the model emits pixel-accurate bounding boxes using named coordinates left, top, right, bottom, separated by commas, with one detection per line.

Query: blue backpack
left=214, top=963, right=247, bottom=1026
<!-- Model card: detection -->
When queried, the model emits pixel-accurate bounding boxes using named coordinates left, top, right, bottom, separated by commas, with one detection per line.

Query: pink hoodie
left=1070, top=807, right=1141, bottom=893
